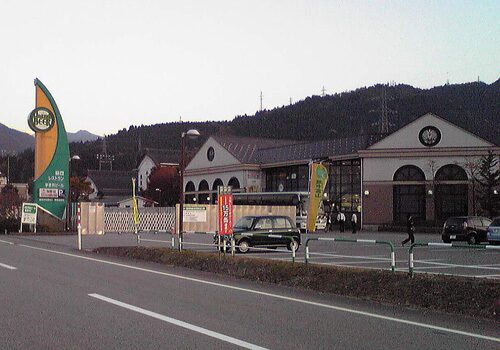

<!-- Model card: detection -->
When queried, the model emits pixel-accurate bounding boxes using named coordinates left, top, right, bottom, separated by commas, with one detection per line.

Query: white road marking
left=0, top=239, right=14, bottom=245
left=89, top=293, right=268, bottom=350
left=12, top=243, right=500, bottom=343
left=0, top=262, right=17, bottom=270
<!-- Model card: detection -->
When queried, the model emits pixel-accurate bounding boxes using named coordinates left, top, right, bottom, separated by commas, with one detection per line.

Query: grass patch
left=94, top=246, right=500, bottom=321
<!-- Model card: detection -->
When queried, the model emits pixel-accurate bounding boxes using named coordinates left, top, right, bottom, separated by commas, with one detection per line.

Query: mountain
left=5, top=79, right=500, bottom=182
left=0, top=123, right=34, bottom=154
left=68, top=130, right=100, bottom=143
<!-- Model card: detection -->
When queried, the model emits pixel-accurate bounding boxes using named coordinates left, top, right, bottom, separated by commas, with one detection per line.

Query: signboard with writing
left=218, top=186, right=233, bottom=235
left=183, top=206, right=207, bottom=223
left=21, top=203, right=38, bottom=225
left=31, top=79, right=70, bottom=220
left=307, top=163, right=328, bottom=232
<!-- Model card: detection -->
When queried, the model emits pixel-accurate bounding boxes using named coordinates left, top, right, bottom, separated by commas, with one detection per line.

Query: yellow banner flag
left=307, top=163, right=328, bottom=231
left=132, top=178, right=140, bottom=226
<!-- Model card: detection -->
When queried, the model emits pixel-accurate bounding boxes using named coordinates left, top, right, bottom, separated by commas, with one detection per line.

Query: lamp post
left=67, top=155, right=81, bottom=231
left=179, top=129, right=200, bottom=250
left=155, top=188, right=162, bottom=206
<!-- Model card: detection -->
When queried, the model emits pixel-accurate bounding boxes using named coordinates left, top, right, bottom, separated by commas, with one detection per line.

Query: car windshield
left=234, top=216, right=255, bottom=230
left=491, top=218, right=500, bottom=226
left=446, top=218, right=466, bottom=226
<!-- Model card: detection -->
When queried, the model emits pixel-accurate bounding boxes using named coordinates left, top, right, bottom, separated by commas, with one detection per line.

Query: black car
left=231, top=215, right=301, bottom=253
left=441, top=216, right=492, bottom=244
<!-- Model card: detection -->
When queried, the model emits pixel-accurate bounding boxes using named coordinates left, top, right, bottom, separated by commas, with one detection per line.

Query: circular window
left=207, top=147, right=215, bottom=161
left=418, top=126, right=441, bottom=147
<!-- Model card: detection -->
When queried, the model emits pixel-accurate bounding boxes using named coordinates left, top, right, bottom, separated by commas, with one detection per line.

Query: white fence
left=104, top=207, right=176, bottom=233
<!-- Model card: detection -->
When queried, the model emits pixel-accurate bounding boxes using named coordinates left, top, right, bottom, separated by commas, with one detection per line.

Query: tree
left=143, top=166, right=180, bottom=206
left=475, top=151, right=500, bottom=217
left=0, top=184, right=21, bottom=219
left=70, top=176, right=94, bottom=202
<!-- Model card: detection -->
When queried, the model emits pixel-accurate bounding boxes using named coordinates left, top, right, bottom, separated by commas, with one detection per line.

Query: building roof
left=87, top=170, right=137, bottom=196
left=211, top=135, right=300, bottom=164
left=258, top=134, right=384, bottom=165
left=139, top=148, right=180, bottom=166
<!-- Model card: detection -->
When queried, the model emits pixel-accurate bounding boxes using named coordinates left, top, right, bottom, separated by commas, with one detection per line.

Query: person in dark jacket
left=401, top=214, right=415, bottom=246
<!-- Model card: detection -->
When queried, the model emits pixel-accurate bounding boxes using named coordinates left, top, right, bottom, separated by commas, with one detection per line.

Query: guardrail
left=137, top=233, right=176, bottom=248
left=408, top=242, right=500, bottom=277
left=304, top=237, right=396, bottom=272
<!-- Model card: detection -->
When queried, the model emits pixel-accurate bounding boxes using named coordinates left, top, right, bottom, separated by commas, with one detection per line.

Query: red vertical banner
left=218, top=187, right=233, bottom=235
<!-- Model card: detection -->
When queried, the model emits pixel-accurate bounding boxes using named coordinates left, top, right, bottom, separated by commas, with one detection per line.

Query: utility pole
left=260, top=91, right=263, bottom=112
left=289, top=97, right=292, bottom=106
left=97, top=136, right=114, bottom=171
left=321, top=86, right=326, bottom=97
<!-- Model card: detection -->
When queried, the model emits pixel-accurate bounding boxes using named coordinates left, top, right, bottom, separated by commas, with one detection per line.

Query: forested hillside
left=3, top=79, right=499, bottom=182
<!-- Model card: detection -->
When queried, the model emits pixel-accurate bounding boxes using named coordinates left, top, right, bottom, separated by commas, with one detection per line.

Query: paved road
left=0, top=237, right=498, bottom=349
left=4, top=231, right=500, bottom=279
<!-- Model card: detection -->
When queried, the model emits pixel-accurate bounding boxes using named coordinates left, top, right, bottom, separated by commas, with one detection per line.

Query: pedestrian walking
left=351, top=212, right=357, bottom=233
left=337, top=211, right=346, bottom=232
left=401, top=214, right=415, bottom=246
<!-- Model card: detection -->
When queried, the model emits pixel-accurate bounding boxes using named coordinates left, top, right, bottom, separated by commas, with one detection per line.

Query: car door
left=253, top=217, right=273, bottom=246
left=272, top=217, right=291, bottom=245
left=480, top=217, right=492, bottom=240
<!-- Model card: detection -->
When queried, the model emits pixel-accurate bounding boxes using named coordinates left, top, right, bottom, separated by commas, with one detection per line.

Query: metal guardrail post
left=178, top=234, right=183, bottom=252
left=137, top=234, right=141, bottom=245
left=305, top=237, right=395, bottom=272
left=171, top=235, right=175, bottom=248
left=231, top=236, right=235, bottom=257
left=408, top=242, right=500, bottom=277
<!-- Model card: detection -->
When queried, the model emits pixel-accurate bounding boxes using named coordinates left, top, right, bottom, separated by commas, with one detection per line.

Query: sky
left=0, top=0, right=499, bottom=136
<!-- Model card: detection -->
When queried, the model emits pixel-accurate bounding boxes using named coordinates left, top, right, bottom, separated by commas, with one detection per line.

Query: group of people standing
left=326, top=210, right=357, bottom=233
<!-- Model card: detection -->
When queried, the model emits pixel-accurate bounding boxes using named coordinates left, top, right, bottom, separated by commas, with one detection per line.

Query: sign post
left=20, top=203, right=38, bottom=233
left=217, top=186, right=233, bottom=254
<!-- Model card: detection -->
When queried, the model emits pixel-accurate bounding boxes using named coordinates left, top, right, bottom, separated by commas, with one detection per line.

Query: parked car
left=487, top=217, right=500, bottom=245
left=228, top=215, right=301, bottom=253
left=441, top=216, right=492, bottom=244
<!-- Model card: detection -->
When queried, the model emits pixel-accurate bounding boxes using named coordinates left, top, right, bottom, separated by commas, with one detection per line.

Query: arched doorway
left=393, top=165, right=426, bottom=223
left=198, top=180, right=210, bottom=204
left=435, top=164, right=468, bottom=222
left=228, top=177, right=241, bottom=191
left=185, top=181, right=196, bottom=204
left=212, top=178, right=223, bottom=204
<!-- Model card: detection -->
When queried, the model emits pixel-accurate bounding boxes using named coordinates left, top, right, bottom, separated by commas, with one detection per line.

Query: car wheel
left=237, top=239, right=250, bottom=253
left=287, top=238, right=299, bottom=252
left=468, top=234, right=477, bottom=245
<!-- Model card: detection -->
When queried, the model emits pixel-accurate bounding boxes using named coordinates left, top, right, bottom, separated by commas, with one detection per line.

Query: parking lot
left=2, top=231, right=500, bottom=279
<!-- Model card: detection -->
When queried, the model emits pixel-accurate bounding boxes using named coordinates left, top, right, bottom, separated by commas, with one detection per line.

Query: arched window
left=185, top=181, right=195, bottom=204
left=198, top=180, right=210, bottom=204
left=393, top=165, right=425, bottom=181
left=212, top=178, right=223, bottom=204
left=228, top=177, right=241, bottom=190
left=198, top=180, right=209, bottom=191
left=435, top=165, right=468, bottom=221
left=435, top=164, right=467, bottom=181
left=393, top=165, right=425, bottom=223
left=185, top=181, right=195, bottom=192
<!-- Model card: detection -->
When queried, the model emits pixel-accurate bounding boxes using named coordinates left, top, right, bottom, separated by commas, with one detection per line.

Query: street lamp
left=67, top=155, right=81, bottom=231
left=179, top=129, right=200, bottom=250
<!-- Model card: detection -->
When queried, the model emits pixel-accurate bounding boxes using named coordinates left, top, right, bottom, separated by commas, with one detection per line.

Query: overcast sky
left=1, top=0, right=499, bottom=135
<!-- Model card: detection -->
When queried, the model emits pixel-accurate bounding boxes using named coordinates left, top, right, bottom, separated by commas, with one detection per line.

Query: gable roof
left=211, top=135, right=299, bottom=163
left=367, top=112, right=496, bottom=150
left=139, top=148, right=180, bottom=166
left=87, top=170, right=137, bottom=196
left=258, top=134, right=384, bottom=165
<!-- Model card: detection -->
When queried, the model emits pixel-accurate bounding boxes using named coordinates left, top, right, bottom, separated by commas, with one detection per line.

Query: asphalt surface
left=4, top=231, right=500, bottom=279
left=0, top=235, right=499, bottom=349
